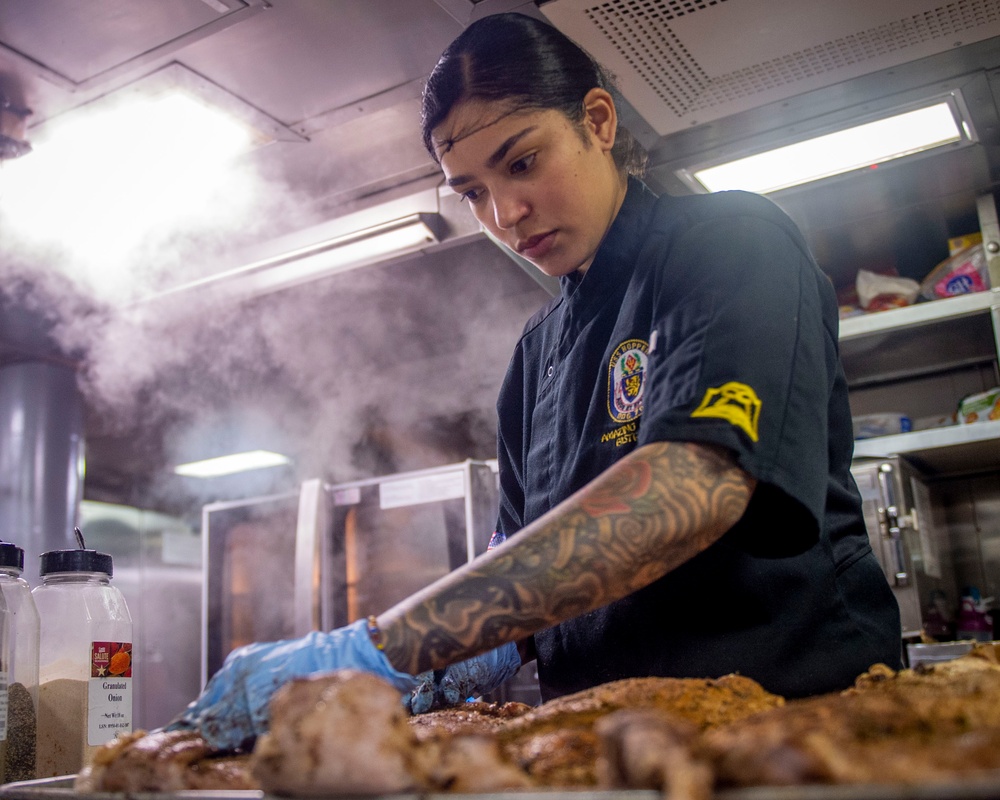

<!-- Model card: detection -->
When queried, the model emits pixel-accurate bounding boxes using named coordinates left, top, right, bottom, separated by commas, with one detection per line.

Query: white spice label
left=87, top=641, right=133, bottom=746
left=0, top=669, right=8, bottom=741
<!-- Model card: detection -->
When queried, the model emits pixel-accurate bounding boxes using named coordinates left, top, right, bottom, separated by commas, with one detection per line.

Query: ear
left=582, top=87, right=617, bottom=153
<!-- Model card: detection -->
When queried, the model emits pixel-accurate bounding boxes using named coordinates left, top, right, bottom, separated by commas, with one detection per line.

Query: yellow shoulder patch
left=691, top=382, right=761, bottom=442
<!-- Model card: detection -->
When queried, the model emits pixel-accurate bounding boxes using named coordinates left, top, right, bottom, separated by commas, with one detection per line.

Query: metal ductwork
left=0, top=93, right=32, bottom=160
left=0, top=303, right=85, bottom=586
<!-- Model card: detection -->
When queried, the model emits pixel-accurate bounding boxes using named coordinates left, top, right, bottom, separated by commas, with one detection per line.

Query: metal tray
left=5, top=776, right=1000, bottom=800
left=0, top=777, right=264, bottom=800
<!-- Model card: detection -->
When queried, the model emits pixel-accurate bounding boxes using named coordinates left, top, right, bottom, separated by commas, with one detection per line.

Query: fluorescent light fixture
left=0, top=62, right=305, bottom=299
left=679, top=97, right=971, bottom=195
left=238, top=213, right=441, bottom=294
left=150, top=212, right=443, bottom=301
left=174, top=450, right=291, bottom=478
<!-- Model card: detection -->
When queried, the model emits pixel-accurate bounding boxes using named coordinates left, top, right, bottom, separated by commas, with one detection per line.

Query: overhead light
left=10, top=85, right=257, bottom=179
left=231, top=213, right=442, bottom=294
left=148, top=212, right=443, bottom=301
left=2, top=88, right=259, bottom=268
left=174, top=450, right=292, bottom=478
left=678, top=96, right=973, bottom=195
left=0, top=63, right=304, bottom=283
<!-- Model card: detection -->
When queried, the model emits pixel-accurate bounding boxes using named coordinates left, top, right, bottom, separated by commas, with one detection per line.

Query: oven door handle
left=294, top=478, right=326, bottom=636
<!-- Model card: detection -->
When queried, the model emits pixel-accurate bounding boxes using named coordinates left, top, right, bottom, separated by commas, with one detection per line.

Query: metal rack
left=843, top=289, right=1000, bottom=477
left=843, top=287, right=1000, bottom=645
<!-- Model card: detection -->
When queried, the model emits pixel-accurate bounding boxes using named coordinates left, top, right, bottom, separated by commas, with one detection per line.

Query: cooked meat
left=412, top=733, right=534, bottom=793
left=73, top=730, right=255, bottom=792
left=408, top=699, right=532, bottom=739
left=76, top=672, right=782, bottom=794
left=401, top=673, right=782, bottom=789
left=596, top=709, right=713, bottom=800
left=251, top=670, right=421, bottom=796
left=76, top=646, right=1000, bottom=798
left=251, top=670, right=531, bottom=795
left=183, top=752, right=258, bottom=789
left=491, top=673, right=784, bottom=787
left=700, top=655, right=1000, bottom=788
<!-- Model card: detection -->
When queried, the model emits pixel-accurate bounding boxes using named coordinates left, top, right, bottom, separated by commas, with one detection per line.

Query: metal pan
left=5, top=777, right=1000, bottom=800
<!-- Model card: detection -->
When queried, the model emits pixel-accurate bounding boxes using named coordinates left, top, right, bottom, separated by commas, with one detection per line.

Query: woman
left=171, top=12, right=902, bottom=751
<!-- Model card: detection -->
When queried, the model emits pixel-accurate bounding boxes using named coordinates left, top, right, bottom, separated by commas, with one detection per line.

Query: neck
left=576, top=173, right=629, bottom=276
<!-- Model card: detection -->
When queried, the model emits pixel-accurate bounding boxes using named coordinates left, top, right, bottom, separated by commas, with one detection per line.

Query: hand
left=165, top=619, right=419, bottom=751
left=407, top=642, right=521, bottom=713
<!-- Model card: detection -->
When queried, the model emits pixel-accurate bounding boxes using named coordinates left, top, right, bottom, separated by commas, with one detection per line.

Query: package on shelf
left=855, top=269, right=920, bottom=313
left=920, top=243, right=989, bottom=300
left=948, top=231, right=983, bottom=256
left=958, top=387, right=1000, bottom=424
left=852, top=412, right=911, bottom=440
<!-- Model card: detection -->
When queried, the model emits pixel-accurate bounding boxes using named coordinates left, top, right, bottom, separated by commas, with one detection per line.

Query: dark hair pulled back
left=421, top=13, right=646, bottom=177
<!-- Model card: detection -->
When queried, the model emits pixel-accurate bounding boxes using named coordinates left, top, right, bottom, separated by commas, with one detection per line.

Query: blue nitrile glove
left=407, top=642, right=521, bottom=713
left=408, top=670, right=439, bottom=713
left=165, top=619, right=419, bottom=751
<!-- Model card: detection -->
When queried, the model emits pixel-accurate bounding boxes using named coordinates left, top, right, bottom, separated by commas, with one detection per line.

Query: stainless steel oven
left=201, top=460, right=499, bottom=683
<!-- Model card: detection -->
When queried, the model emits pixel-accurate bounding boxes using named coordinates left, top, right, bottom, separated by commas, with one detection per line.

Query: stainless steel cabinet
left=851, top=457, right=951, bottom=639
left=201, top=460, right=500, bottom=683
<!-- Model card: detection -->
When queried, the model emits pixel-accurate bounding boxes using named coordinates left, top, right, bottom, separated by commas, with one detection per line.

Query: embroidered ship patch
left=607, top=339, right=648, bottom=423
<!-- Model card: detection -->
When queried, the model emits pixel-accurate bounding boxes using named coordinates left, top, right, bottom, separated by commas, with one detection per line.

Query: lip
left=516, top=231, right=556, bottom=260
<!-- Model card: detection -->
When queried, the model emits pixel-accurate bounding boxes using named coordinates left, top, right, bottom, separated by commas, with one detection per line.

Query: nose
left=491, top=189, right=529, bottom=230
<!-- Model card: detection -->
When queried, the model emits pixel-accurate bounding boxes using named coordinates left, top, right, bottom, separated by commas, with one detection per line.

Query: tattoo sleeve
left=379, top=440, right=756, bottom=674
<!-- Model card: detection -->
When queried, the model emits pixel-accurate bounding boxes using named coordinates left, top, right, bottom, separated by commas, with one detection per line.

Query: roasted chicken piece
left=251, top=670, right=419, bottom=795
left=74, top=730, right=255, bottom=792
left=251, top=670, right=532, bottom=795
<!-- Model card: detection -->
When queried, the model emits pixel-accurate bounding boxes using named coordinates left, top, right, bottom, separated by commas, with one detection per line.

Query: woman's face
left=433, top=90, right=627, bottom=278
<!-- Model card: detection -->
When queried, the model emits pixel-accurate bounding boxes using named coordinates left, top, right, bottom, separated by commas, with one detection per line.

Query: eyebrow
left=445, top=126, right=539, bottom=187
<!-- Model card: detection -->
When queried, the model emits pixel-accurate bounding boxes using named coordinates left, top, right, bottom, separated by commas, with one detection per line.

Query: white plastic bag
left=855, top=269, right=920, bottom=312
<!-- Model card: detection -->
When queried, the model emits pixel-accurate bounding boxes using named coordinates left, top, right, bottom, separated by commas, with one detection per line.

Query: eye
left=459, top=187, right=484, bottom=204
left=509, top=152, right=536, bottom=175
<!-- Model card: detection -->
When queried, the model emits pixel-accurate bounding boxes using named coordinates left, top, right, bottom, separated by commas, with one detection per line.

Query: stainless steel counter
left=6, top=775, right=1000, bottom=800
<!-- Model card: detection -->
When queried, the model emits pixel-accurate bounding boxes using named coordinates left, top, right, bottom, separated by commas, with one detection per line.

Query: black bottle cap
left=0, top=541, right=24, bottom=572
left=39, top=548, right=113, bottom=577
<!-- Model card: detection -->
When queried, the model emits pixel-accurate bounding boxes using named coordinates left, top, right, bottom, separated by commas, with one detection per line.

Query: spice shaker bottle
left=0, top=541, right=39, bottom=783
left=33, top=529, right=132, bottom=778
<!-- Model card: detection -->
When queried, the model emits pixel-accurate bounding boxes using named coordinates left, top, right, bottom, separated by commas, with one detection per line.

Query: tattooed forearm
left=379, top=440, right=756, bottom=674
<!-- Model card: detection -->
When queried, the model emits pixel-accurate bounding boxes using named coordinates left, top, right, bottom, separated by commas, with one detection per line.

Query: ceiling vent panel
left=540, top=0, right=1000, bottom=134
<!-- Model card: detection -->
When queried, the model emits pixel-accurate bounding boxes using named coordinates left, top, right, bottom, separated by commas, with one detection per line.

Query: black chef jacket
left=495, top=177, right=902, bottom=702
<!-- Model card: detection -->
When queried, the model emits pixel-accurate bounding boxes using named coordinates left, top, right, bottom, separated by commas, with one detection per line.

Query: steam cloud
left=0, top=151, right=548, bottom=519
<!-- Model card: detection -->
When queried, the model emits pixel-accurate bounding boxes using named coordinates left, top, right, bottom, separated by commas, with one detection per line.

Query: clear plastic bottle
left=33, top=537, right=132, bottom=778
left=0, top=541, right=39, bottom=783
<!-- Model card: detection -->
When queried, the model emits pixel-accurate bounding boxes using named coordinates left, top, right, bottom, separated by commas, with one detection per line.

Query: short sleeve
left=637, top=211, right=835, bottom=540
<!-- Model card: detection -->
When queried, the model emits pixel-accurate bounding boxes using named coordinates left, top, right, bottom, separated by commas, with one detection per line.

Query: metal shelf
left=840, top=292, right=1000, bottom=389
left=843, top=292, right=1000, bottom=476
left=840, top=290, right=999, bottom=340
left=852, top=421, right=1000, bottom=476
